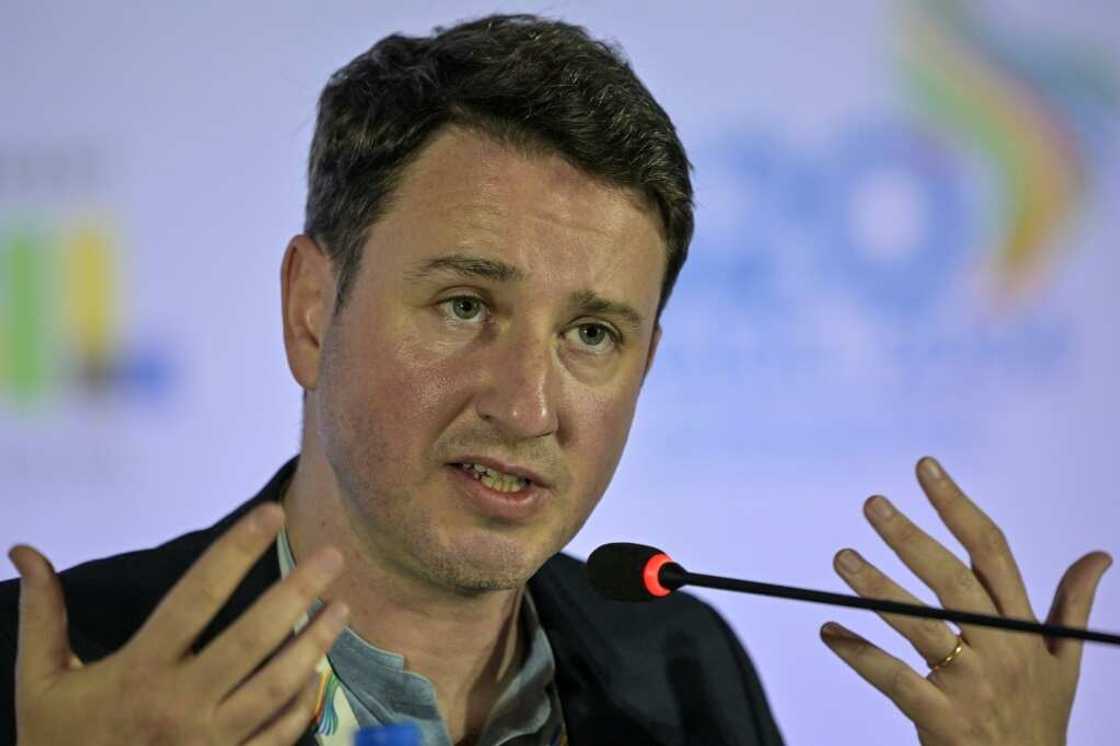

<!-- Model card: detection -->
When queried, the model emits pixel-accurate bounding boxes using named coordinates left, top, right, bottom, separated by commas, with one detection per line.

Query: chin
left=419, top=531, right=550, bottom=593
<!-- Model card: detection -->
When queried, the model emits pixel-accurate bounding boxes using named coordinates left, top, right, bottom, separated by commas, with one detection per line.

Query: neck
left=282, top=451, right=525, bottom=743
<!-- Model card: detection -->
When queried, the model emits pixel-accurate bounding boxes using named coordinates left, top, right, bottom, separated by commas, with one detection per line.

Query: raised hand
left=820, top=457, right=1111, bottom=746
left=10, top=503, right=349, bottom=746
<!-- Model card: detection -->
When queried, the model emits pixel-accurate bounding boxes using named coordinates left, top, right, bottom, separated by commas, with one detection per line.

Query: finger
left=8, top=545, right=74, bottom=686
left=1045, top=551, right=1112, bottom=667
left=134, top=503, right=286, bottom=661
left=819, top=622, right=953, bottom=738
left=194, top=546, right=344, bottom=694
left=833, top=549, right=962, bottom=667
left=240, top=669, right=322, bottom=746
left=220, top=602, right=348, bottom=744
left=862, top=494, right=1002, bottom=645
left=915, top=457, right=1035, bottom=620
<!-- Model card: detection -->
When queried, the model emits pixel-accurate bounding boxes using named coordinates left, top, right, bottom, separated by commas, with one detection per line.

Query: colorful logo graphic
left=0, top=215, right=172, bottom=406
left=663, top=1, right=1115, bottom=422
left=897, top=0, right=1118, bottom=300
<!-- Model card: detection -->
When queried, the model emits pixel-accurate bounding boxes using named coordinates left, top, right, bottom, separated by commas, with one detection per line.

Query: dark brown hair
left=305, top=13, right=693, bottom=318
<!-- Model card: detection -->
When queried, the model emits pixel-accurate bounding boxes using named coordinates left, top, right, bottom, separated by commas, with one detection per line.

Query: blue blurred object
left=353, top=722, right=422, bottom=746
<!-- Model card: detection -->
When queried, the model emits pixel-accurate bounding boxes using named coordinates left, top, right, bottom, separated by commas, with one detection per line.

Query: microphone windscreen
left=586, top=542, right=672, bottom=602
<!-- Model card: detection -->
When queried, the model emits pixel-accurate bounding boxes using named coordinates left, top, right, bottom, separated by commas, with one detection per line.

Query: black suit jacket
left=0, top=460, right=783, bottom=745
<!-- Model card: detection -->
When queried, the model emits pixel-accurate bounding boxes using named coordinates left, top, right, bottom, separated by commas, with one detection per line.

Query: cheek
left=566, top=381, right=641, bottom=498
left=545, top=384, right=639, bottom=548
left=320, top=318, right=473, bottom=473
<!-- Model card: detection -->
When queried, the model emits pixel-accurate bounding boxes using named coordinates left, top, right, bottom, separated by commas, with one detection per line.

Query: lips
left=447, top=455, right=551, bottom=489
left=445, top=461, right=548, bottom=522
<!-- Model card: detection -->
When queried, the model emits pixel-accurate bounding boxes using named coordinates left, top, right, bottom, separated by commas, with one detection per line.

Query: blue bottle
left=353, top=722, right=422, bottom=746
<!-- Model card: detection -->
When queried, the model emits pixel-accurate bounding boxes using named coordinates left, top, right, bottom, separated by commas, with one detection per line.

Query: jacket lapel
left=530, top=559, right=678, bottom=746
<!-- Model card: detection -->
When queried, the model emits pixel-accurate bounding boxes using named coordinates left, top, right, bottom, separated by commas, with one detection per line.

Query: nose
left=474, top=325, right=559, bottom=440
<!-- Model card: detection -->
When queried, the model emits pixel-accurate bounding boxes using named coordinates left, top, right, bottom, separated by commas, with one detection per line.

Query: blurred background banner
left=2, top=1, right=1117, bottom=742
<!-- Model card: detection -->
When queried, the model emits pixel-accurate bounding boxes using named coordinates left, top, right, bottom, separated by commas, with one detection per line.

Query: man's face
left=313, top=127, right=666, bottom=593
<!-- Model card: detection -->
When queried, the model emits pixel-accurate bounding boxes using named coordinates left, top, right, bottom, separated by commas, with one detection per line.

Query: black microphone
left=586, top=542, right=1120, bottom=646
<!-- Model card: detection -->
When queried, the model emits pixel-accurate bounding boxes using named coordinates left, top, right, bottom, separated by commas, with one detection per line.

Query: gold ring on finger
left=928, top=636, right=965, bottom=673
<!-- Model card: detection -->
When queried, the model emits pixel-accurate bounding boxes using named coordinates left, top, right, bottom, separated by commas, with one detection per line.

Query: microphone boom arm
left=661, top=564, right=1120, bottom=646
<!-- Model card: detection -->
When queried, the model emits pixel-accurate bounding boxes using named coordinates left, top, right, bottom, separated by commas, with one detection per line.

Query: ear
left=281, top=234, right=334, bottom=392
left=641, top=324, right=661, bottom=384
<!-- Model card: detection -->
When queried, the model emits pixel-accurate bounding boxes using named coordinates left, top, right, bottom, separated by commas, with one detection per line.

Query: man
left=0, top=14, right=1110, bottom=746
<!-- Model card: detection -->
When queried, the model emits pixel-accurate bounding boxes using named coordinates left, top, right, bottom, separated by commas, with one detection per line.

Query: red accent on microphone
left=643, top=553, right=674, bottom=597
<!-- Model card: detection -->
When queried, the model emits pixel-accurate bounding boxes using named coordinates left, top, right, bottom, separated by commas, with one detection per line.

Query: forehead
left=365, top=127, right=667, bottom=313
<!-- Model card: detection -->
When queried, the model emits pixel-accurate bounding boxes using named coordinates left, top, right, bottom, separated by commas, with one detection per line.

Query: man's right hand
left=9, top=503, right=349, bottom=746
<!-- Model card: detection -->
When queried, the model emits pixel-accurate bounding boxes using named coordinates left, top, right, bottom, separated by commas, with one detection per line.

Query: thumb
left=8, top=545, right=75, bottom=686
left=1045, top=551, right=1112, bottom=666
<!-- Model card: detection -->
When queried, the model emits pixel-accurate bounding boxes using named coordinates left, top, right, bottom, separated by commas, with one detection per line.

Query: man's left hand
left=820, top=457, right=1111, bottom=746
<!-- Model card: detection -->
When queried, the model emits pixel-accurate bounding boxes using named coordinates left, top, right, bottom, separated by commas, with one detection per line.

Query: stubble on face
left=318, top=355, right=556, bottom=593
left=310, top=126, right=666, bottom=596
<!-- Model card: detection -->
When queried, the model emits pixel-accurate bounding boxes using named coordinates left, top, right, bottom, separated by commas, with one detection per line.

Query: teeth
left=480, top=471, right=526, bottom=493
left=458, top=462, right=529, bottom=493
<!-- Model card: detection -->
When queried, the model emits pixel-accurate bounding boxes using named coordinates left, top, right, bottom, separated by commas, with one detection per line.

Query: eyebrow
left=406, top=252, right=647, bottom=333
left=569, top=289, right=645, bottom=334
left=405, top=253, right=524, bottom=283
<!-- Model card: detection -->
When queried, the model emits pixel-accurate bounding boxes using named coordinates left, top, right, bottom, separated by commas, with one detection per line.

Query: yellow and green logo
left=0, top=215, right=172, bottom=407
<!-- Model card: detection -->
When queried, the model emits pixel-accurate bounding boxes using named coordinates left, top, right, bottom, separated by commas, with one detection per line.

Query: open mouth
left=453, top=462, right=532, bottom=493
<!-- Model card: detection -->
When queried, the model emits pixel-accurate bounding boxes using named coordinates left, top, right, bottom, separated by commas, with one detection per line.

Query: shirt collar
left=276, top=524, right=560, bottom=744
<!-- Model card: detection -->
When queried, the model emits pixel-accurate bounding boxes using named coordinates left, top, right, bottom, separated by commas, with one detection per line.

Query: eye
left=579, top=324, right=608, bottom=346
left=444, top=296, right=485, bottom=321
left=569, top=322, right=619, bottom=351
